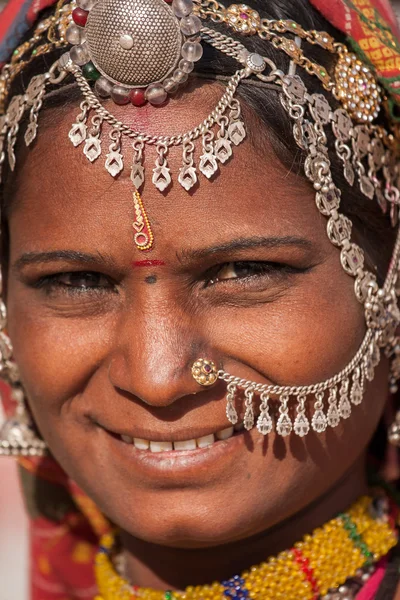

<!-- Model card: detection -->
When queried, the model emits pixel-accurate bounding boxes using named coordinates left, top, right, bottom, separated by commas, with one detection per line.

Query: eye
left=207, top=261, right=292, bottom=285
left=36, top=271, right=114, bottom=294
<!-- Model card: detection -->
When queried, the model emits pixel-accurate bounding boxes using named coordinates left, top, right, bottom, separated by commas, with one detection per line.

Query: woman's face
left=6, top=88, right=388, bottom=547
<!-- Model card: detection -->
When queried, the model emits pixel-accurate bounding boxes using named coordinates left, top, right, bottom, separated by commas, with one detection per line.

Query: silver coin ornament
left=66, top=0, right=204, bottom=105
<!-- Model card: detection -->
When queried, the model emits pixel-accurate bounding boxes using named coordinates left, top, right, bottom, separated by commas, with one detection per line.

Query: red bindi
left=131, top=259, right=166, bottom=268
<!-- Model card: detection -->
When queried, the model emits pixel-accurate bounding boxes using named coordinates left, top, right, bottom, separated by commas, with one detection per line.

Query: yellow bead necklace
left=94, top=495, right=398, bottom=600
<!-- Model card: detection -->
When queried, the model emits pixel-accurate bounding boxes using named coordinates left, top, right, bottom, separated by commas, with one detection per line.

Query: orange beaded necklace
left=94, top=495, right=398, bottom=600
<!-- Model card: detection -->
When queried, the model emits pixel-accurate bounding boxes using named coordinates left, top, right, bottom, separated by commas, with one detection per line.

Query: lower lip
left=105, top=429, right=248, bottom=479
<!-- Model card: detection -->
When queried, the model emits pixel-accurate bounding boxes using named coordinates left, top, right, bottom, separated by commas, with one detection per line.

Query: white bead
left=146, top=83, right=167, bottom=105
left=95, top=77, right=113, bottom=98
left=179, top=59, right=194, bottom=73
left=173, top=69, right=188, bottom=83
left=180, top=14, right=202, bottom=36
left=172, top=0, right=193, bottom=18
left=181, top=41, right=203, bottom=62
left=119, top=33, right=134, bottom=50
left=70, top=43, right=90, bottom=66
left=77, top=0, right=96, bottom=9
left=163, top=78, right=179, bottom=93
left=58, top=51, right=72, bottom=69
left=66, top=23, right=86, bottom=45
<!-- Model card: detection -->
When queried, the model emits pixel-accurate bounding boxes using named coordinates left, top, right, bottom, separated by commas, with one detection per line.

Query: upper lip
left=97, top=422, right=236, bottom=443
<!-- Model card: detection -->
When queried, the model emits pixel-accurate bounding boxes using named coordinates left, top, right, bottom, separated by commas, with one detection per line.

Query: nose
left=108, top=300, right=215, bottom=407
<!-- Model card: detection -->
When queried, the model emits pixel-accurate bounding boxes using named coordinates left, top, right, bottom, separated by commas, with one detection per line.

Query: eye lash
left=32, top=271, right=116, bottom=296
left=205, top=261, right=309, bottom=287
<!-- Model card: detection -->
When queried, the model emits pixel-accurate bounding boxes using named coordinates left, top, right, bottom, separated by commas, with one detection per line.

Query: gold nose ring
left=191, top=358, right=219, bottom=386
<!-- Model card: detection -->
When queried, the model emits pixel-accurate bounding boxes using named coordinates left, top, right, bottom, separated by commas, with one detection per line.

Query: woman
left=1, top=0, right=400, bottom=598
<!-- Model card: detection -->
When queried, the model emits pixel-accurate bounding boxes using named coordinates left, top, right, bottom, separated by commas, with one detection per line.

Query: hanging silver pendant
left=105, top=129, right=123, bottom=177
left=293, top=395, right=310, bottom=437
left=131, top=140, right=145, bottom=191
left=178, top=140, right=197, bottom=191
left=243, top=387, right=255, bottom=431
left=69, top=121, right=87, bottom=147
left=228, top=120, right=246, bottom=146
left=311, top=392, right=327, bottom=433
left=199, top=152, right=218, bottom=179
left=327, top=387, right=340, bottom=428
left=257, top=392, right=273, bottom=435
left=214, top=137, right=233, bottom=164
left=226, top=383, right=238, bottom=425
left=24, top=122, right=38, bottom=147
left=153, top=144, right=171, bottom=192
left=276, top=394, right=292, bottom=437
left=178, top=166, right=197, bottom=191
left=199, top=132, right=218, bottom=179
left=84, top=135, right=102, bottom=162
left=83, top=115, right=103, bottom=163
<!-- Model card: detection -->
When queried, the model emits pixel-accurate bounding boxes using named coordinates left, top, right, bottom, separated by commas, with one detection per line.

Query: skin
left=4, top=85, right=392, bottom=590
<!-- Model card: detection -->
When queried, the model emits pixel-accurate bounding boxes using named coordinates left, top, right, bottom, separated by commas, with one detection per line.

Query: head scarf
left=1, top=0, right=400, bottom=598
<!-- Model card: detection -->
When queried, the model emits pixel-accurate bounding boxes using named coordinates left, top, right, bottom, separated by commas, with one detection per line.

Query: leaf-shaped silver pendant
left=152, top=165, right=171, bottom=192
left=343, top=161, right=355, bottom=186
left=228, top=120, right=246, bottom=146
left=199, top=152, right=218, bottom=179
left=83, top=135, right=102, bottom=163
left=24, top=121, right=38, bottom=147
left=69, top=122, right=87, bottom=147
left=214, top=138, right=233, bottom=164
left=178, top=165, right=197, bottom=191
left=131, top=162, right=145, bottom=190
left=105, top=150, right=123, bottom=177
left=359, top=175, right=375, bottom=199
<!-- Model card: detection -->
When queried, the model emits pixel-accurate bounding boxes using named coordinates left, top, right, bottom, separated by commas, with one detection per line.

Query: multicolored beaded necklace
left=94, top=495, right=398, bottom=600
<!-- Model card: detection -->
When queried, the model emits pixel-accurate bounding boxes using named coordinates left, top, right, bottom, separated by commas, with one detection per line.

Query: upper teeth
left=120, top=426, right=235, bottom=452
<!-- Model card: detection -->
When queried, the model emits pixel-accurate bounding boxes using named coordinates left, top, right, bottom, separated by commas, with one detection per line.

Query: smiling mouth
left=117, top=422, right=245, bottom=453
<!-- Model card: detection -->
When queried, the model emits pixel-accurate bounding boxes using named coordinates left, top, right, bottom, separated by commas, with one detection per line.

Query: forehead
left=7, top=88, right=323, bottom=256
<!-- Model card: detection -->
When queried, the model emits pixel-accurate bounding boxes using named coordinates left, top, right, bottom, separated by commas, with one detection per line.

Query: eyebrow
left=178, top=236, right=314, bottom=263
left=13, top=250, right=116, bottom=272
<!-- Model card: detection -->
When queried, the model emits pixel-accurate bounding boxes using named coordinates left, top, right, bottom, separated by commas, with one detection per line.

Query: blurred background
left=1, top=0, right=400, bottom=599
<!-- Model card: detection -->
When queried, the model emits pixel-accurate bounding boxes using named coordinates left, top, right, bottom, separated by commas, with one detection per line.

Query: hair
left=1, top=0, right=398, bottom=463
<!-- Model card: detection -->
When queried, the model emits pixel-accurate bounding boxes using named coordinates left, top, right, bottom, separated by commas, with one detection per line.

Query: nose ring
left=191, top=358, right=219, bottom=386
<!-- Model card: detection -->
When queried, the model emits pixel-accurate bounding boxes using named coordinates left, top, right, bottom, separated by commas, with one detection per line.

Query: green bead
left=320, top=69, right=326, bottom=76
left=83, top=62, right=101, bottom=81
left=13, top=49, right=19, bottom=56
left=165, top=592, right=173, bottom=600
left=32, top=49, right=37, bottom=56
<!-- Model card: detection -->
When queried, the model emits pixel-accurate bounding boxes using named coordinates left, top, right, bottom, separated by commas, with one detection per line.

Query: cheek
left=7, top=299, right=116, bottom=430
left=208, top=253, right=365, bottom=385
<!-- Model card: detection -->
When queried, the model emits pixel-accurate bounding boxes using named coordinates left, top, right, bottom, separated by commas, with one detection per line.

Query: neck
left=120, top=457, right=368, bottom=591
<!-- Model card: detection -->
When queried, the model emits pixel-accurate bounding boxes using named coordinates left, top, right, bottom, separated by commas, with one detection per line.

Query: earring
left=0, top=288, right=47, bottom=456
left=0, top=386, right=47, bottom=456
left=388, top=410, right=400, bottom=447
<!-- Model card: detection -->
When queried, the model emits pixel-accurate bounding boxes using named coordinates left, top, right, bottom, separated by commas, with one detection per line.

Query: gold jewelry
left=94, top=494, right=398, bottom=600
left=191, top=358, right=219, bottom=386
left=132, top=191, right=154, bottom=252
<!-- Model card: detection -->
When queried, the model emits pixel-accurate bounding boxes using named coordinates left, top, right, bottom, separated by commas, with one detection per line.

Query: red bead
left=72, top=7, right=89, bottom=26
left=130, top=88, right=147, bottom=107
